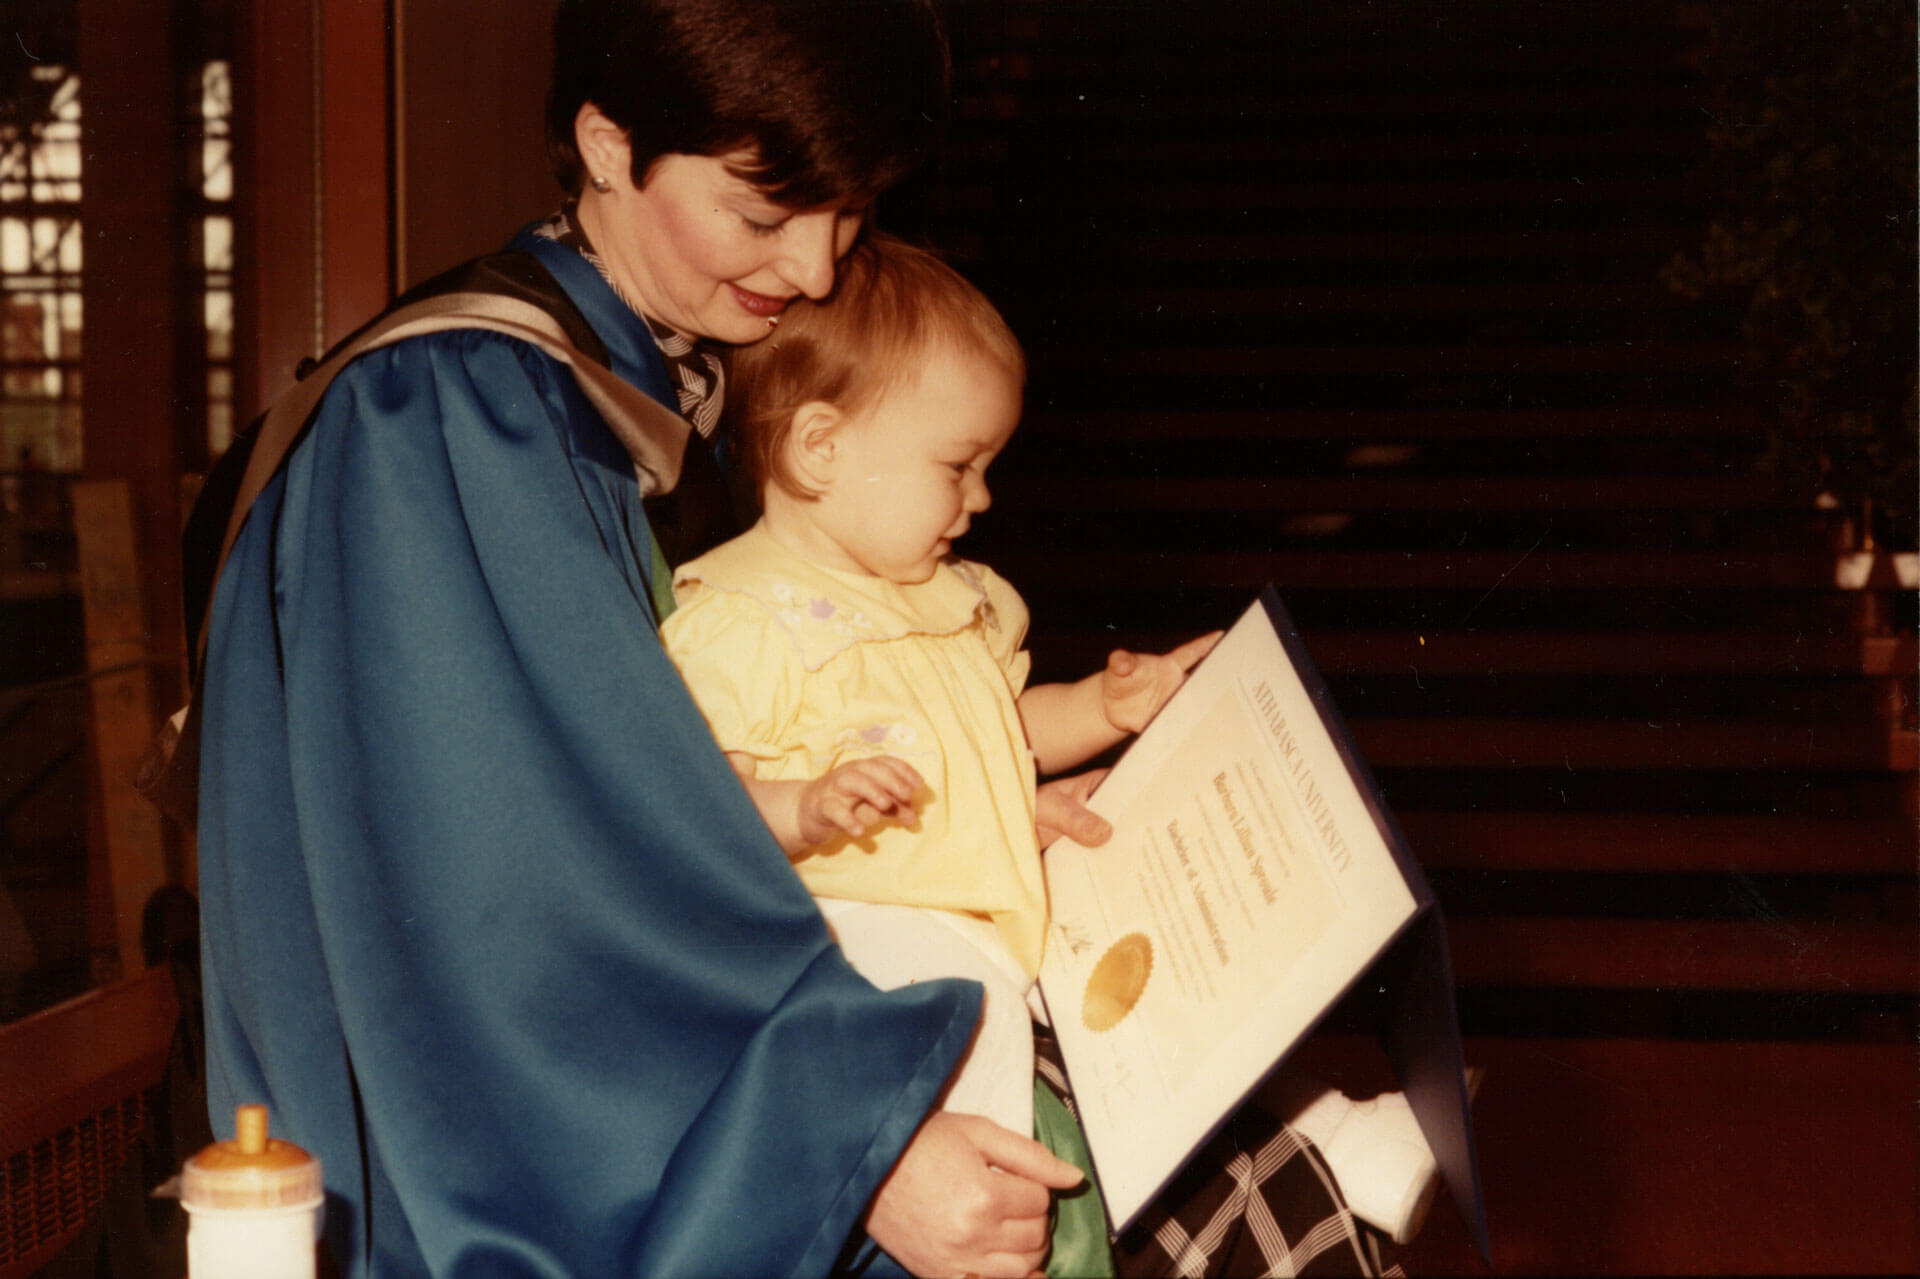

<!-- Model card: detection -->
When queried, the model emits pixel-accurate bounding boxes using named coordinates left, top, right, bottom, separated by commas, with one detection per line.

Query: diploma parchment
left=1040, top=596, right=1420, bottom=1229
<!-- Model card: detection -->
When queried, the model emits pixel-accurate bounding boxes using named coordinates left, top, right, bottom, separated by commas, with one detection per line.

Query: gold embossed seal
left=1082, top=932, right=1153, bottom=1032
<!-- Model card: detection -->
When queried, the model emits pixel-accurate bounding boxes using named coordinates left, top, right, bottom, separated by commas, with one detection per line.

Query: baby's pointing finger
left=1171, top=630, right=1225, bottom=669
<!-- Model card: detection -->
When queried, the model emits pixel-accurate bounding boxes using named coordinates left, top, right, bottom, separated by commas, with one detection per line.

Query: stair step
left=1041, top=631, right=1914, bottom=678
left=1040, top=341, right=1744, bottom=380
left=963, top=83, right=1704, bottom=126
left=1024, top=406, right=1764, bottom=443
left=1007, top=550, right=1919, bottom=593
left=995, top=474, right=1783, bottom=514
left=1351, top=718, right=1916, bottom=771
left=1398, top=813, right=1916, bottom=874
left=1026, top=279, right=1699, bottom=320
left=1019, top=226, right=1698, bottom=266
left=1058, top=176, right=1703, bottom=216
left=1447, top=917, right=1918, bottom=992
left=962, top=43, right=1701, bottom=91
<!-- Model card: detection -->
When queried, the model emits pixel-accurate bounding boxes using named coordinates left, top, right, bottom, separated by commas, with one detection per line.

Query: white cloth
left=816, top=897, right=1035, bottom=1137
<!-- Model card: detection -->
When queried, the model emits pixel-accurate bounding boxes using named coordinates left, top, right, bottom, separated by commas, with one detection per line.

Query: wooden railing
left=0, top=964, right=178, bottom=1277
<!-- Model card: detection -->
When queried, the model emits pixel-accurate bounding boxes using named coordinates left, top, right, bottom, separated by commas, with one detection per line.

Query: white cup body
left=184, top=1201, right=321, bottom=1279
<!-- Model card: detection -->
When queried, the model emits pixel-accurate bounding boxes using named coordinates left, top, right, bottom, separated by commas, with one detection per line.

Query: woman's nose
left=775, top=212, right=842, bottom=299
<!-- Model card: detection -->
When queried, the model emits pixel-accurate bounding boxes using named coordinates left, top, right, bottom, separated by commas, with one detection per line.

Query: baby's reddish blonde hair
left=727, top=233, right=1025, bottom=502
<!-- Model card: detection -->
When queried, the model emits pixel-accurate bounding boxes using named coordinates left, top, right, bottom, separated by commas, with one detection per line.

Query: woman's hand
left=798, top=756, right=923, bottom=846
left=1100, top=631, right=1223, bottom=733
left=1035, top=770, right=1112, bottom=849
left=866, top=1111, right=1083, bottom=1278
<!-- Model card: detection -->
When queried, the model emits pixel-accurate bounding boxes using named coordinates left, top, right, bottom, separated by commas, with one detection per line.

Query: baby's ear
left=786, top=401, right=843, bottom=493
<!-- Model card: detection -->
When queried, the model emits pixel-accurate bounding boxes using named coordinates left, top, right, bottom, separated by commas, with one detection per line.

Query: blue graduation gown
left=196, top=232, right=979, bottom=1278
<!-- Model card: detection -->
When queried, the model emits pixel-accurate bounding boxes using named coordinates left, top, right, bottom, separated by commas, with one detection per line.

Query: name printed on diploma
left=1213, top=770, right=1280, bottom=908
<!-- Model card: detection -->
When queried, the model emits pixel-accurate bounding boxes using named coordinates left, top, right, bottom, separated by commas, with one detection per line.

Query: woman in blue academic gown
left=194, top=3, right=1391, bottom=1276
left=194, top=3, right=1078, bottom=1274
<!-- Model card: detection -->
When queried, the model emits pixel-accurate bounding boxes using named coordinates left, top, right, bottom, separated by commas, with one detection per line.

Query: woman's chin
left=707, top=313, right=780, bottom=345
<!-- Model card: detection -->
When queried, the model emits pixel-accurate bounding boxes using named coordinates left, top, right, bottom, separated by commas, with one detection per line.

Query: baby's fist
left=799, top=756, right=924, bottom=846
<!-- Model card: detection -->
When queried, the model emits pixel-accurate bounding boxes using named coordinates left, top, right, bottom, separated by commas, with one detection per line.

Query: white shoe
left=1284, top=1068, right=1483, bottom=1246
left=1317, top=1091, right=1441, bottom=1245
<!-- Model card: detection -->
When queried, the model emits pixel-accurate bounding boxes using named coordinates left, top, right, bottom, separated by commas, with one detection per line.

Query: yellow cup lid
left=182, top=1105, right=324, bottom=1211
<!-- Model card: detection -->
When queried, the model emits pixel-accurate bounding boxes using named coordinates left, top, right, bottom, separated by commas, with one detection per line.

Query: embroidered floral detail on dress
left=833, top=722, right=926, bottom=758
left=674, top=528, right=998, bottom=672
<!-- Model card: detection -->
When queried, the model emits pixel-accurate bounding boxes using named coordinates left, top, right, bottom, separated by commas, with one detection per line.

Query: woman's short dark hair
left=546, top=0, right=950, bottom=206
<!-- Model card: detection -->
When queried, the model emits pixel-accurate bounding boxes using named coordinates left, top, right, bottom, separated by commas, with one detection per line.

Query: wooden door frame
left=235, top=0, right=394, bottom=423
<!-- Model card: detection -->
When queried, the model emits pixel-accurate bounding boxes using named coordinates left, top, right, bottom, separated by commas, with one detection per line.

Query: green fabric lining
left=648, top=534, right=677, bottom=622
left=1034, top=1076, right=1115, bottom=1278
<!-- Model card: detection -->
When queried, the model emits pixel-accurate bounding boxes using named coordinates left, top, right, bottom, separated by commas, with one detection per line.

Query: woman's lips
left=729, top=284, right=790, bottom=317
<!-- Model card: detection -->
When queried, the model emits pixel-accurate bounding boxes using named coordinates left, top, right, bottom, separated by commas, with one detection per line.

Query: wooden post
left=76, top=0, right=189, bottom=712
left=237, top=0, right=395, bottom=421
left=69, top=481, right=166, bottom=977
left=175, top=473, right=206, bottom=892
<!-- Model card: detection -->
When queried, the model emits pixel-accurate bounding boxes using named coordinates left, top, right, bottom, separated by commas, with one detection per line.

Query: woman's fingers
left=963, top=1114, right=1083, bottom=1190
left=867, top=1112, right=1063, bottom=1277
left=1035, top=770, right=1112, bottom=848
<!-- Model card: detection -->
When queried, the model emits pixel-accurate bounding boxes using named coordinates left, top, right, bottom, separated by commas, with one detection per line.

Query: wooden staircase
left=908, top=2, right=1918, bottom=1271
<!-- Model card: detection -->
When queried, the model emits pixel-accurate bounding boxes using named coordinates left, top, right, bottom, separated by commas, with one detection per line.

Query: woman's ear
left=575, top=102, right=633, bottom=192
left=785, top=401, right=844, bottom=494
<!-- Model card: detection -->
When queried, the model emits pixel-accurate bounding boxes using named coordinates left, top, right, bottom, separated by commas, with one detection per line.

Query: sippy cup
left=180, top=1104, right=324, bottom=1279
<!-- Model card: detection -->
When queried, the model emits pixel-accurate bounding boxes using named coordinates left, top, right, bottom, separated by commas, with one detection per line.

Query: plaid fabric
left=1035, top=1027, right=1403, bottom=1279
left=531, top=203, right=743, bottom=566
left=530, top=204, right=727, bottom=439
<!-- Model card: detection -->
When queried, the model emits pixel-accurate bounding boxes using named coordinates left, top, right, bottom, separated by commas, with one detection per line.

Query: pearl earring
left=589, top=175, right=613, bottom=193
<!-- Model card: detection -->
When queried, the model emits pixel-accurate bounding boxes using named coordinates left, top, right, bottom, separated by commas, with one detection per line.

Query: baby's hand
left=799, top=756, right=924, bottom=847
left=1101, top=631, right=1224, bottom=733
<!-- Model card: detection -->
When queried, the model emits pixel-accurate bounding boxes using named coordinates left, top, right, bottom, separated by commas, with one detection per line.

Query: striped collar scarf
left=531, top=203, right=726, bottom=440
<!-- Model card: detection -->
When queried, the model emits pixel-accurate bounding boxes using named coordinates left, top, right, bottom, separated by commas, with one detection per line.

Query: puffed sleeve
left=978, top=563, right=1034, bottom=696
left=661, top=584, right=807, bottom=772
left=196, top=330, right=978, bottom=1279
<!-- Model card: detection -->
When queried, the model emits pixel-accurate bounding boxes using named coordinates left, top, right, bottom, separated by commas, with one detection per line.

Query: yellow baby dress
left=661, top=523, right=1047, bottom=976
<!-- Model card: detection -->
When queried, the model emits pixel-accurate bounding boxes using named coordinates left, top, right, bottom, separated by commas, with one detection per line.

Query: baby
left=661, top=234, right=1443, bottom=1244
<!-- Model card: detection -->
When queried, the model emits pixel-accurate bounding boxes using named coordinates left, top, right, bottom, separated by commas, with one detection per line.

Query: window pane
left=204, top=288, right=232, bottom=360
left=203, top=215, right=232, bottom=271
